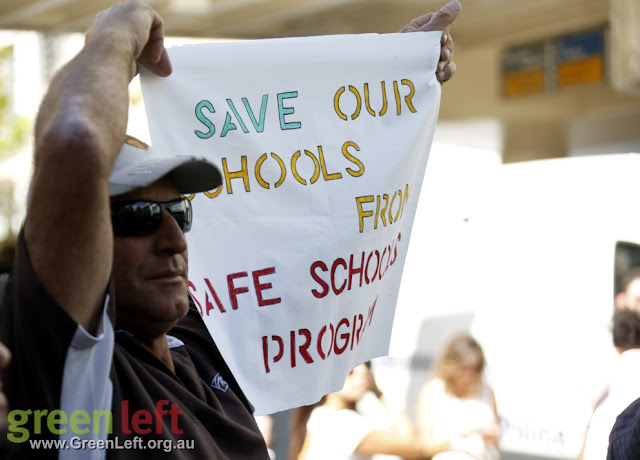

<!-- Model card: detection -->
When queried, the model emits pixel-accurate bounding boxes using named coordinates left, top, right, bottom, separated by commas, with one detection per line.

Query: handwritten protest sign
left=140, top=31, right=442, bottom=415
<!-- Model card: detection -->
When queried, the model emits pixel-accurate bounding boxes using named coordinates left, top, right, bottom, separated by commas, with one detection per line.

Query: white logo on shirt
left=211, top=373, right=229, bottom=392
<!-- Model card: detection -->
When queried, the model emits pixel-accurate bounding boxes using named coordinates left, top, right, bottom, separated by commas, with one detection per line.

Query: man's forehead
left=110, top=176, right=181, bottom=203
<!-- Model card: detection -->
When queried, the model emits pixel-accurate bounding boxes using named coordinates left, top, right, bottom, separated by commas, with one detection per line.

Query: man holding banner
left=0, top=0, right=459, bottom=457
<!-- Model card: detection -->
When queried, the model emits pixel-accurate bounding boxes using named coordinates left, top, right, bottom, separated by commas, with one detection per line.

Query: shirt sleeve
left=0, top=230, right=114, bottom=456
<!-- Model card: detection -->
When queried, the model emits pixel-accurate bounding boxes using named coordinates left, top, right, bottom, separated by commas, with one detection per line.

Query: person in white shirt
left=415, top=333, right=500, bottom=460
left=291, top=363, right=430, bottom=460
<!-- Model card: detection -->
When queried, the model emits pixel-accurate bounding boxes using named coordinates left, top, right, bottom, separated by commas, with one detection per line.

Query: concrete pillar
left=610, top=0, right=640, bottom=94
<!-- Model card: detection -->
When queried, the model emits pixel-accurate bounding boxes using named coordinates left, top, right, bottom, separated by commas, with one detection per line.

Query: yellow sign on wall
left=502, top=28, right=606, bottom=98
left=502, top=43, right=545, bottom=98
left=555, top=30, right=605, bottom=89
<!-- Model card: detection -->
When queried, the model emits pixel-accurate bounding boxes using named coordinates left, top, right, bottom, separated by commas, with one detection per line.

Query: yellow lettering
left=356, top=196, right=375, bottom=233
left=255, top=153, right=287, bottom=189
left=379, top=81, right=388, bottom=116
left=342, top=141, right=364, bottom=178
left=401, top=79, right=417, bottom=113
left=364, top=83, right=376, bottom=116
left=334, top=86, right=348, bottom=120
left=393, top=80, right=402, bottom=115
left=223, top=156, right=250, bottom=194
left=389, top=190, right=402, bottom=224
left=318, top=145, right=342, bottom=181
left=348, top=85, right=362, bottom=120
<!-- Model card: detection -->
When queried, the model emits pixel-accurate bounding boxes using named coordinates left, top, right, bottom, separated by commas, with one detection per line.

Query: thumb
left=425, top=1, right=461, bottom=31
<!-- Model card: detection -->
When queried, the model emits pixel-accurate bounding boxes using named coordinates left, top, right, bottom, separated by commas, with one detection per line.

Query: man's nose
left=154, top=209, right=188, bottom=254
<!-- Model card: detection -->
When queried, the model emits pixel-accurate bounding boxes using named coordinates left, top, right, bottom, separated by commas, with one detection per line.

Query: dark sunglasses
left=111, top=198, right=192, bottom=236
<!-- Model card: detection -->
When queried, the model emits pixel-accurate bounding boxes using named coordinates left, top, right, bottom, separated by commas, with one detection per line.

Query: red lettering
left=121, top=400, right=183, bottom=436
left=328, top=324, right=335, bottom=358
left=366, top=297, right=377, bottom=325
left=273, top=336, right=284, bottom=362
left=390, top=232, right=401, bottom=265
left=355, top=314, right=364, bottom=345
left=188, top=282, right=203, bottom=316
left=309, top=235, right=401, bottom=299
left=154, top=400, right=168, bottom=434
left=253, top=267, right=281, bottom=307
left=131, top=409, right=152, bottom=435
left=205, top=278, right=226, bottom=313
left=121, top=400, right=131, bottom=435
left=334, top=318, right=350, bottom=355
left=350, top=315, right=357, bottom=350
left=298, top=329, right=314, bottom=364
left=262, top=335, right=285, bottom=374
left=365, top=250, right=380, bottom=284
left=310, top=261, right=329, bottom=298
left=317, top=326, right=328, bottom=360
left=228, top=272, right=249, bottom=310
left=169, top=404, right=183, bottom=435
left=348, top=253, right=364, bottom=290
left=262, top=336, right=271, bottom=373
left=360, top=296, right=378, bottom=338
left=260, top=304, right=377, bottom=373
left=379, top=246, right=389, bottom=280
left=331, top=258, right=347, bottom=295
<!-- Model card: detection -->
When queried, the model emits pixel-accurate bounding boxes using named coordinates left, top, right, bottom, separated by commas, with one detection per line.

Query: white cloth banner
left=141, top=31, right=441, bottom=415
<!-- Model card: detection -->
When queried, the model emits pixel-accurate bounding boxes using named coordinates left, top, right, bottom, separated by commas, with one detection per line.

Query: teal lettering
left=226, top=99, right=249, bottom=133
left=243, top=95, right=268, bottom=133
left=194, top=100, right=216, bottom=139
left=277, top=91, right=301, bottom=130
left=221, top=113, right=238, bottom=137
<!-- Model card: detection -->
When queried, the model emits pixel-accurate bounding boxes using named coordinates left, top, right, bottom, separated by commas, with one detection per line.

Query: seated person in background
left=415, top=333, right=500, bottom=460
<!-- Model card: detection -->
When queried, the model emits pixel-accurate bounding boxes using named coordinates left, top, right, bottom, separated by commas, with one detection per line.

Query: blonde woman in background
left=416, top=333, right=500, bottom=460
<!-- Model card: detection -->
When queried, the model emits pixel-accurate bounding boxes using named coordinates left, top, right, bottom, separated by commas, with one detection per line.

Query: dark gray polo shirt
left=0, top=231, right=269, bottom=459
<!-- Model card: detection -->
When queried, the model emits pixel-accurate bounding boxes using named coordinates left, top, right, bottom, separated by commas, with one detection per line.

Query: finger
left=438, top=60, right=456, bottom=83
left=140, top=43, right=172, bottom=76
left=422, top=0, right=462, bottom=32
left=138, top=8, right=172, bottom=76
left=155, top=47, right=173, bottom=77
left=441, top=30, right=454, bottom=54
left=399, top=12, right=435, bottom=33
left=440, top=42, right=452, bottom=64
left=430, top=1, right=462, bottom=31
left=146, top=7, right=166, bottom=64
left=438, top=29, right=454, bottom=75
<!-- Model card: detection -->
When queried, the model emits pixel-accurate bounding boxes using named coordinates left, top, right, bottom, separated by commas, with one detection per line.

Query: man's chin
left=116, top=296, right=189, bottom=335
left=151, top=298, right=190, bottom=324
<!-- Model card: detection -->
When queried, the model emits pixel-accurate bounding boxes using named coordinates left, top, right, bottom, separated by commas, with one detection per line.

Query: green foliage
left=0, top=45, right=30, bottom=160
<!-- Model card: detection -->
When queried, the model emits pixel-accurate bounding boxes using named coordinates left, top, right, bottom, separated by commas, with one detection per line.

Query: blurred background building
left=1, top=1, right=640, bottom=459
